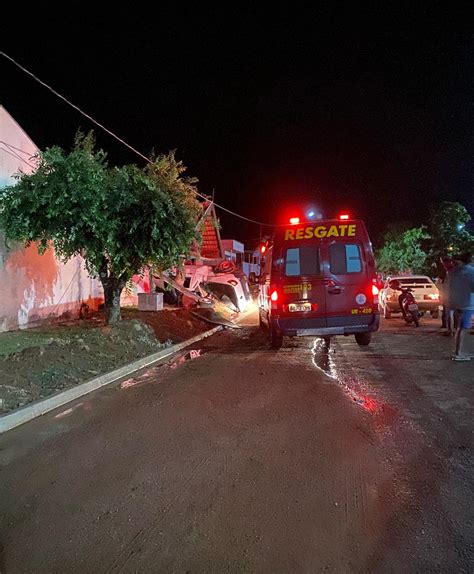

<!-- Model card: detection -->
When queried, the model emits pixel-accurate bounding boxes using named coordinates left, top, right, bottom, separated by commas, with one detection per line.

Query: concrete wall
left=0, top=238, right=103, bottom=331
left=221, top=239, right=244, bottom=254
left=0, top=105, right=106, bottom=331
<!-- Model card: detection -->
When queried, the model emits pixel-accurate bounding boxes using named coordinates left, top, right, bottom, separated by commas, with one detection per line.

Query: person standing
left=441, top=258, right=460, bottom=335
left=446, top=252, right=474, bottom=361
left=439, top=257, right=456, bottom=332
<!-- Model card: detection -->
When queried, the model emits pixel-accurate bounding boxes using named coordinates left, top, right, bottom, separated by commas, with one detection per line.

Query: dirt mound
left=0, top=308, right=214, bottom=415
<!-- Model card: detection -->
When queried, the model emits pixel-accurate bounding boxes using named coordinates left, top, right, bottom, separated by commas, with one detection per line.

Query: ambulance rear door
left=276, top=239, right=327, bottom=328
left=321, top=235, right=371, bottom=327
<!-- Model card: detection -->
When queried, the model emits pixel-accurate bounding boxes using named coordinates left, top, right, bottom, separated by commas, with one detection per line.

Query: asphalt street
left=0, top=309, right=472, bottom=573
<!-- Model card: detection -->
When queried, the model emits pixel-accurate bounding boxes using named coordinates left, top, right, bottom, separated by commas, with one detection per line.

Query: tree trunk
left=99, top=265, right=127, bottom=325
left=103, top=282, right=123, bottom=325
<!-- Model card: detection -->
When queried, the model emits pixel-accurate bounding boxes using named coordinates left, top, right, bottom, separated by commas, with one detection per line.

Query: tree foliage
left=0, top=131, right=203, bottom=324
left=376, top=227, right=430, bottom=275
left=375, top=201, right=474, bottom=277
left=425, top=201, right=474, bottom=275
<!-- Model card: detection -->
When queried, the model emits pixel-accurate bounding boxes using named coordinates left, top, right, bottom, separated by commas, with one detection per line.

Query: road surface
left=0, top=309, right=472, bottom=573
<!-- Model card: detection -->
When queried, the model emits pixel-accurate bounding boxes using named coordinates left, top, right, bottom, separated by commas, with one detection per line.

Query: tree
left=425, top=201, right=474, bottom=275
left=372, top=221, right=413, bottom=251
left=0, top=131, right=202, bottom=324
left=376, top=227, right=430, bottom=275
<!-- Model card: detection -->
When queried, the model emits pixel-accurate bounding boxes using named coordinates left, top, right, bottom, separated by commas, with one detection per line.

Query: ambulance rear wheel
left=270, top=329, right=283, bottom=349
left=355, top=332, right=371, bottom=346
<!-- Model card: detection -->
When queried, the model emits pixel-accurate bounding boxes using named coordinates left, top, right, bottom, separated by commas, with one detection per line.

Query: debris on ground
left=191, top=308, right=241, bottom=328
left=191, top=298, right=242, bottom=329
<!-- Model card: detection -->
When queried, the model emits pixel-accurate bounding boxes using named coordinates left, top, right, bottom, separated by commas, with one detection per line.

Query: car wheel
left=270, top=329, right=283, bottom=349
left=355, top=332, right=372, bottom=346
left=383, top=307, right=391, bottom=319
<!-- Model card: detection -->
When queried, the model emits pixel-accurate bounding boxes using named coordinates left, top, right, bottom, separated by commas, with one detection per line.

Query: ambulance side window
left=330, top=243, right=362, bottom=274
left=284, top=246, right=320, bottom=276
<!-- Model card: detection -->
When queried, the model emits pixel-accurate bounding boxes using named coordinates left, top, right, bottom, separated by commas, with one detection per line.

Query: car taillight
left=270, top=290, right=278, bottom=302
left=424, top=293, right=439, bottom=300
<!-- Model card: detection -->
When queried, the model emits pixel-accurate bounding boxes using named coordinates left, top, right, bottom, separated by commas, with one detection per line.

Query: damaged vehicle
left=183, top=262, right=251, bottom=313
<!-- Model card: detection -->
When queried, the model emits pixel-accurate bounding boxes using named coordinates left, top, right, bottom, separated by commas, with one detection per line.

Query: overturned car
left=183, top=261, right=252, bottom=313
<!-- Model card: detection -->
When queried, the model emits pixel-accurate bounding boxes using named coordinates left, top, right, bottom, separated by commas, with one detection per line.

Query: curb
left=0, top=325, right=224, bottom=435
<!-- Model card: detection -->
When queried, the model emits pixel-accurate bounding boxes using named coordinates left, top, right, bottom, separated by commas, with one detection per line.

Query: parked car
left=379, top=275, right=440, bottom=319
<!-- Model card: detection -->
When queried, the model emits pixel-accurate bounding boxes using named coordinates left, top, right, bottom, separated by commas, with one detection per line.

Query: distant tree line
left=375, top=201, right=474, bottom=277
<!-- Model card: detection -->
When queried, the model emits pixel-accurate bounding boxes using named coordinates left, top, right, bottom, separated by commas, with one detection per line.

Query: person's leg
left=448, top=308, right=455, bottom=335
left=454, top=327, right=466, bottom=356
left=441, top=305, right=447, bottom=328
left=454, top=309, right=459, bottom=330
left=453, top=310, right=473, bottom=360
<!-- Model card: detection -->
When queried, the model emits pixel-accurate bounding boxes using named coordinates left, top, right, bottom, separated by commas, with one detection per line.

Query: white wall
left=0, top=106, right=104, bottom=331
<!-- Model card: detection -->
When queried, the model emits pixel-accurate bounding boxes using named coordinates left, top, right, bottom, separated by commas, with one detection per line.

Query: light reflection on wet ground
left=311, top=337, right=383, bottom=415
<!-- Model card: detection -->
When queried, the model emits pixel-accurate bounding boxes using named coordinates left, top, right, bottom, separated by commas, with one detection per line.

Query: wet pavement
left=0, top=310, right=472, bottom=573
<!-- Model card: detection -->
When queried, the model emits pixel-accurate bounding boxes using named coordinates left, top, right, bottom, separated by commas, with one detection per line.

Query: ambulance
left=258, top=215, right=380, bottom=348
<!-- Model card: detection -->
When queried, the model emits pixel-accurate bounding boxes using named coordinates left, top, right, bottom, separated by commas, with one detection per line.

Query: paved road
left=0, top=310, right=472, bottom=573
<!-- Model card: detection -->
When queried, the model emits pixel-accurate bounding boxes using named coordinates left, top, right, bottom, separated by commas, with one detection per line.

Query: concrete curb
left=0, top=325, right=224, bottom=435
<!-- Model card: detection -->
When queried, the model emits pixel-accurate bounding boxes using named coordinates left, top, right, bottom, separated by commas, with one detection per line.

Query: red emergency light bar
left=289, top=217, right=300, bottom=225
left=339, top=214, right=350, bottom=220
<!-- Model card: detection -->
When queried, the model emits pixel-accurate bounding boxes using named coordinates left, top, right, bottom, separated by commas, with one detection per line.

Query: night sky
left=1, top=5, right=472, bottom=248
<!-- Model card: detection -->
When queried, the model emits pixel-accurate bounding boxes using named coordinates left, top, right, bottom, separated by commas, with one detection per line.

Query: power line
left=0, top=140, right=37, bottom=171
left=1, top=51, right=278, bottom=228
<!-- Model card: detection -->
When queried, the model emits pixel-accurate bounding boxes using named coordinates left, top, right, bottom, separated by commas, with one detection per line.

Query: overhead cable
left=1, top=51, right=277, bottom=227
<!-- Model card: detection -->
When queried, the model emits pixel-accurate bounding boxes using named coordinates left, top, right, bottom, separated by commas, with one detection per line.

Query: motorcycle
left=398, top=287, right=420, bottom=327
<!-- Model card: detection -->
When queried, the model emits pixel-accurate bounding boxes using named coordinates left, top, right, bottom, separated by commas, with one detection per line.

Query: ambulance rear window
left=284, top=246, right=320, bottom=276
left=330, top=243, right=362, bottom=274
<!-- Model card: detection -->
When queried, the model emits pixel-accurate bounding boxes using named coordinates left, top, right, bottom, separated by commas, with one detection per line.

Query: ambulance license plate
left=289, top=302, right=311, bottom=312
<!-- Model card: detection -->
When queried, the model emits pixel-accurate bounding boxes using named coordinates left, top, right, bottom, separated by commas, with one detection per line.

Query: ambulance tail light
left=371, top=284, right=379, bottom=305
left=270, top=287, right=279, bottom=309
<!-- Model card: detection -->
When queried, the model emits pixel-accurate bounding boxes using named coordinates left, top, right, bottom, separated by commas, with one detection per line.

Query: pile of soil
left=0, top=307, right=213, bottom=415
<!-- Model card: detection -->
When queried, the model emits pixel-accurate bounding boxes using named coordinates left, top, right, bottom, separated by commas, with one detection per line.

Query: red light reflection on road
left=311, top=338, right=383, bottom=415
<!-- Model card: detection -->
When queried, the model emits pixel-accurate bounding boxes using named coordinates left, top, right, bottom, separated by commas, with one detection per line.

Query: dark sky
left=1, top=5, right=473, bottom=247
